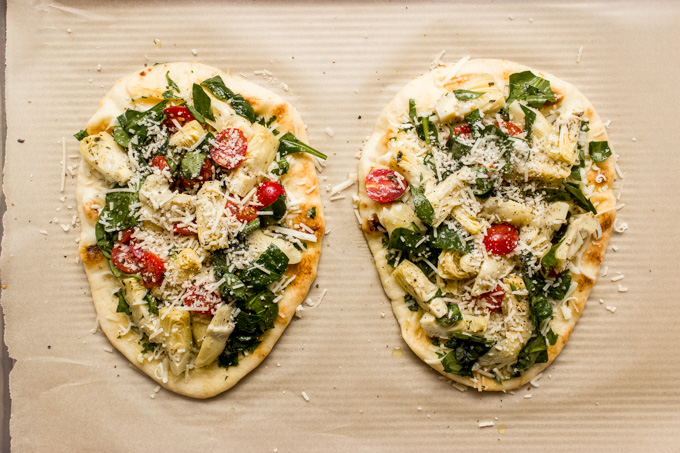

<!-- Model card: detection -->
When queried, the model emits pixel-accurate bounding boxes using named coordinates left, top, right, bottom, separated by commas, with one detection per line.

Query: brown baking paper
left=3, top=0, right=680, bottom=451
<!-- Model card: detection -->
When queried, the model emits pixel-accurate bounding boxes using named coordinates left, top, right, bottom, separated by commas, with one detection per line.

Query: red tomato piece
left=117, top=228, right=135, bottom=243
left=128, top=240, right=145, bottom=261
left=162, top=106, right=195, bottom=134
left=477, top=285, right=505, bottom=313
left=182, top=285, right=222, bottom=315
left=151, top=155, right=170, bottom=173
left=173, top=223, right=197, bottom=236
left=180, top=157, right=213, bottom=189
left=226, top=200, right=259, bottom=223
left=139, top=251, right=165, bottom=289
left=365, top=169, right=408, bottom=203
left=451, top=124, right=472, bottom=139
left=111, top=242, right=143, bottom=274
left=483, top=224, right=519, bottom=255
left=495, top=121, right=523, bottom=136
left=211, top=128, right=248, bottom=169
left=256, top=181, right=286, bottom=207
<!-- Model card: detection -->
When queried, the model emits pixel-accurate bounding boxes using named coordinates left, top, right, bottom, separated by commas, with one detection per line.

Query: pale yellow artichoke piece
left=550, top=109, right=583, bottom=165
left=452, top=206, right=483, bottom=234
left=507, top=101, right=527, bottom=129
left=530, top=110, right=554, bottom=143
left=139, top=174, right=172, bottom=212
left=247, top=230, right=301, bottom=264
left=480, top=197, right=536, bottom=227
left=425, top=169, right=470, bottom=227
left=175, top=248, right=202, bottom=272
left=79, top=132, right=133, bottom=185
left=122, top=278, right=159, bottom=338
left=209, top=98, right=254, bottom=136
left=190, top=313, right=212, bottom=349
left=389, top=132, right=435, bottom=188
left=555, top=212, right=598, bottom=270
left=420, top=312, right=489, bottom=338
left=526, top=152, right=571, bottom=182
left=377, top=202, right=425, bottom=236
left=195, top=304, right=235, bottom=368
left=471, top=256, right=516, bottom=296
left=196, top=181, right=234, bottom=251
left=438, top=250, right=479, bottom=279
left=392, top=260, right=447, bottom=318
left=168, top=120, right=206, bottom=149
left=229, top=123, right=279, bottom=197
left=159, top=307, right=192, bottom=376
left=435, top=74, right=505, bottom=123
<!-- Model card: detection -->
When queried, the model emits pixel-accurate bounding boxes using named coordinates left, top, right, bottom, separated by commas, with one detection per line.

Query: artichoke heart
left=420, top=312, right=489, bottom=338
left=229, top=123, right=279, bottom=197
left=480, top=197, right=536, bottom=227
left=190, top=313, right=212, bottom=348
left=79, top=132, right=133, bottom=185
left=438, top=250, right=479, bottom=279
left=555, top=212, right=598, bottom=270
left=195, top=305, right=235, bottom=368
left=168, top=120, right=206, bottom=149
left=247, top=230, right=302, bottom=264
left=377, top=202, right=424, bottom=236
left=425, top=169, right=470, bottom=227
left=471, top=256, right=515, bottom=296
left=392, top=260, right=447, bottom=318
left=160, top=307, right=192, bottom=376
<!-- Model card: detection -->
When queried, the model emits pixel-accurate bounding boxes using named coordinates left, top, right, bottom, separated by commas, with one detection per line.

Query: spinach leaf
left=465, top=109, right=484, bottom=138
left=513, top=335, right=548, bottom=372
left=423, top=153, right=438, bottom=177
left=213, top=249, right=250, bottom=301
left=453, top=89, right=484, bottom=100
left=505, top=71, right=557, bottom=108
left=564, top=182, right=597, bottom=214
left=441, top=334, right=494, bottom=377
left=191, top=84, right=215, bottom=122
left=112, top=127, right=130, bottom=148
left=410, top=184, right=434, bottom=226
left=116, top=101, right=168, bottom=151
left=278, top=132, right=327, bottom=160
left=546, top=329, right=559, bottom=346
left=98, top=191, right=140, bottom=232
left=144, top=293, right=159, bottom=316
left=95, top=222, right=115, bottom=259
left=234, top=290, right=278, bottom=335
left=115, top=290, right=131, bottom=315
left=589, top=141, right=612, bottom=163
left=272, top=158, right=290, bottom=176
left=404, top=294, right=419, bottom=312
left=259, top=195, right=287, bottom=228
left=541, top=242, right=560, bottom=274
left=107, top=259, right=140, bottom=280
left=185, top=104, right=205, bottom=124
left=408, top=98, right=439, bottom=146
left=307, top=207, right=317, bottom=219
left=74, top=130, right=88, bottom=141
left=200, top=75, right=256, bottom=123
left=162, top=71, right=181, bottom=99
left=241, top=218, right=260, bottom=237
left=436, top=303, right=463, bottom=325
left=429, top=223, right=471, bottom=253
left=471, top=166, right=497, bottom=197
left=570, top=165, right=582, bottom=181
left=240, top=244, right=289, bottom=288
left=387, top=224, right=428, bottom=255
left=446, top=137, right=471, bottom=161
left=547, top=272, right=572, bottom=300
left=179, top=152, right=208, bottom=180
left=519, top=104, right=537, bottom=141
left=408, top=98, right=418, bottom=124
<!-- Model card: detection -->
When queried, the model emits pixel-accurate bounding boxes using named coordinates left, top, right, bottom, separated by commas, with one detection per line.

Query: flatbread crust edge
left=357, top=58, right=616, bottom=391
left=76, top=62, right=324, bottom=399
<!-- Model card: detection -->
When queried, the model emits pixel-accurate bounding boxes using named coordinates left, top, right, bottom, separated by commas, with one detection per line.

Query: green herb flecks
left=162, top=72, right=181, bottom=99
left=74, top=130, right=88, bottom=141
left=307, top=207, right=317, bottom=219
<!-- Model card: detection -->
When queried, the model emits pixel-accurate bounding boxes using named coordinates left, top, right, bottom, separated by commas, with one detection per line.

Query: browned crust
left=76, top=62, right=324, bottom=399
left=357, top=58, right=616, bottom=391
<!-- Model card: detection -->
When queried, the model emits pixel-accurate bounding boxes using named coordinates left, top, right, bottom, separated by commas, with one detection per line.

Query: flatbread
left=357, top=58, right=615, bottom=391
left=76, top=62, right=324, bottom=398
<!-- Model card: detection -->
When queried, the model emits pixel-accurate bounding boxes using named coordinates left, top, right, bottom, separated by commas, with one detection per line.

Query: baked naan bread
left=357, top=58, right=615, bottom=390
left=76, top=62, right=325, bottom=398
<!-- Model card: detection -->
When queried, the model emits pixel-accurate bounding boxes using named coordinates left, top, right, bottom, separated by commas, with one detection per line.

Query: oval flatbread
left=357, top=58, right=616, bottom=391
left=76, top=62, right=325, bottom=398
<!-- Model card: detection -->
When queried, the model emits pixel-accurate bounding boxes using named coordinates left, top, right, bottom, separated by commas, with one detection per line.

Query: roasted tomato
left=483, top=224, right=519, bottom=255
left=182, top=285, right=222, bottom=315
left=162, top=106, right=195, bottom=134
left=365, top=169, right=407, bottom=203
left=256, top=181, right=286, bottom=207
left=211, top=128, right=248, bottom=169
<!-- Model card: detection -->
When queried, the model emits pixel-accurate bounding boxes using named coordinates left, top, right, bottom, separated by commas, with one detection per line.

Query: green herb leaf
left=519, top=104, right=537, bottom=142
left=272, top=158, right=290, bottom=176
left=241, top=218, right=260, bottom=237
left=547, top=272, right=572, bottom=300
left=74, top=130, right=88, bottom=141
left=546, top=329, right=559, bottom=346
left=278, top=132, right=327, bottom=160
left=453, top=89, right=484, bottom=100
left=404, top=294, right=419, bottom=312
left=387, top=224, right=428, bottom=254
left=144, top=293, right=159, bottom=316
left=307, top=207, right=317, bottom=219
left=185, top=104, right=205, bottom=124
left=514, top=335, right=549, bottom=372
left=408, top=98, right=418, bottom=124
left=112, top=126, right=130, bottom=148
left=472, top=166, right=498, bottom=198
left=179, top=152, right=208, bottom=180
left=240, top=244, right=289, bottom=288
left=410, top=184, right=434, bottom=226
left=465, top=109, right=484, bottom=138
left=564, top=182, right=597, bottom=214
left=165, top=71, right=180, bottom=93
left=222, top=273, right=249, bottom=301
left=234, top=290, right=278, bottom=335
left=436, top=303, right=463, bottom=325
left=442, top=334, right=494, bottom=377
left=115, top=290, right=131, bottom=315
left=259, top=195, right=287, bottom=228
left=589, top=141, right=612, bottom=163
left=116, top=101, right=168, bottom=152
left=98, top=191, right=140, bottom=232
left=107, top=259, right=141, bottom=280
left=429, top=223, right=472, bottom=253
left=541, top=242, right=560, bottom=274
left=192, top=84, right=215, bottom=122
left=506, top=71, right=557, bottom=109
left=201, top=76, right=256, bottom=123
left=446, top=136, right=472, bottom=161
left=570, top=165, right=582, bottom=181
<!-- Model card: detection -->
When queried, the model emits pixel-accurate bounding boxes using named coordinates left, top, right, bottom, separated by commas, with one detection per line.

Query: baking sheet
left=3, top=0, right=680, bottom=450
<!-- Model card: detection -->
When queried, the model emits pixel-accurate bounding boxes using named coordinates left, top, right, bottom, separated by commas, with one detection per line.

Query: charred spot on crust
left=83, top=201, right=101, bottom=223
left=599, top=211, right=614, bottom=233
left=80, top=245, right=104, bottom=266
left=139, top=71, right=146, bottom=77
left=364, top=214, right=382, bottom=233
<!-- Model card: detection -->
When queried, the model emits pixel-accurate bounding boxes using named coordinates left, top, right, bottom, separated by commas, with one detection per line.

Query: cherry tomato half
left=182, top=285, right=222, bottom=315
left=139, top=251, right=165, bottom=288
left=477, top=285, right=505, bottom=313
left=162, top=106, right=195, bottom=134
left=151, top=155, right=171, bottom=173
left=117, top=228, right=135, bottom=244
left=226, top=200, right=259, bottom=223
left=180, top=157, right=213, bottom=190
left=483, top=224, right=519, bottom=255
left=211, top=128, right=248, bottom=169
left=365, top=169, right=408, bottom=203
left=111, top=242, right=143, bottom=274
left=495, top=121, right=523, bottom=136
left=128, top=240, right=145, bottom=261
left=256, top=181, right=286, bottom=207
left=451, top=124, right=472, bottom=138
left=173, top=223, right=197, bottom=236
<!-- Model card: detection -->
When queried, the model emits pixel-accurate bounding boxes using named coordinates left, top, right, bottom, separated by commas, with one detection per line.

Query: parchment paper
left=3, top=0, right=680, bottom=451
